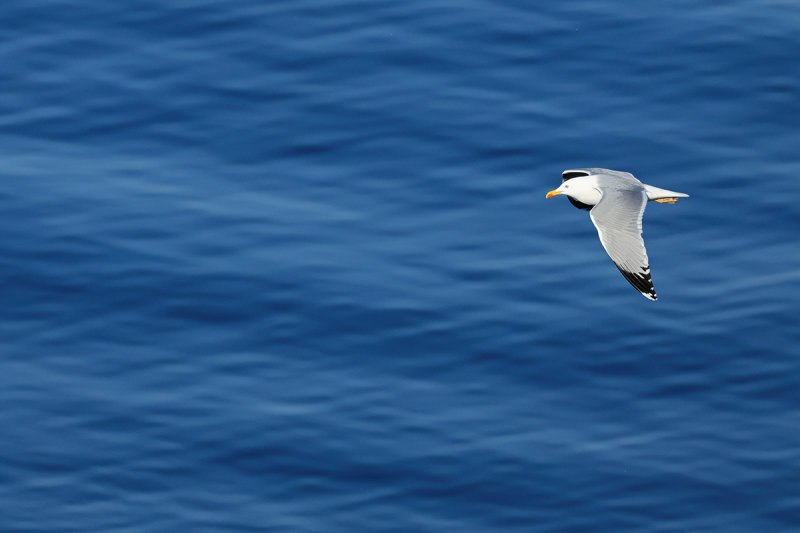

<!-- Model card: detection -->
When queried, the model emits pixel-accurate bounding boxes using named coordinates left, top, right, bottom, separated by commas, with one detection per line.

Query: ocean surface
left=2, top=1, right=799, bottom=532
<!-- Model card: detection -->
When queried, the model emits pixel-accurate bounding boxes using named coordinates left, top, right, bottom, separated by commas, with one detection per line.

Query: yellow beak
left=546, top=189, right=562, bottom=199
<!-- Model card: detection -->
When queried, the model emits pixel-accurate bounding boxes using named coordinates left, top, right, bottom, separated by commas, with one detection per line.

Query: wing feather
left=589, top=188, right=657, bottom=300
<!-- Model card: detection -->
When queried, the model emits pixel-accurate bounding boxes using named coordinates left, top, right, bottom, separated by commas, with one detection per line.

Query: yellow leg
left=654, top=198, right=678, bottom=204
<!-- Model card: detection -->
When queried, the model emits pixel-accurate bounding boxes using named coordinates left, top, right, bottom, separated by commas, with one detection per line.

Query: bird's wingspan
left=589, top=188, right=657, bottom=300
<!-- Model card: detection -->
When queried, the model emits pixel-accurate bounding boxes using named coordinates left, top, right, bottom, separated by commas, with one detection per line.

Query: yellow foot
left=655, top=198, right=679, bottom=204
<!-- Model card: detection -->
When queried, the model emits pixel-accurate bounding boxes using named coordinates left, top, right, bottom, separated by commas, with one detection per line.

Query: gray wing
left=589, top=188, right=657, bottom=300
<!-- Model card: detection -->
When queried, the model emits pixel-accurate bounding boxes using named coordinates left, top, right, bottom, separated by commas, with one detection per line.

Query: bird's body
left=546, top=168, right=688, bottom=301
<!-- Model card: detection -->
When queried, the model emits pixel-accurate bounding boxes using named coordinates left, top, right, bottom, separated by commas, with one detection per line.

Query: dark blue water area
left=1, top=1, right=799, bottom=531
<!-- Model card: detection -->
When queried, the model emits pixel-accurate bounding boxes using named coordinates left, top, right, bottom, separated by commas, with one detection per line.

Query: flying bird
left=546, top=168, right=689, bottom=300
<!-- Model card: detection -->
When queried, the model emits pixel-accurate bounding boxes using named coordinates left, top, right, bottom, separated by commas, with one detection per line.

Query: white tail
left=643, top=184, right=689, bottom=202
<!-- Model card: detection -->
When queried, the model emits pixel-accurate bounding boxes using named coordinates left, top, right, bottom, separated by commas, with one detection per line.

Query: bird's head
left=545, top=182, right=569, bottom=199
left=546, top=175, right=601, bottom=207
left=546, top=180, right=586, bottom=199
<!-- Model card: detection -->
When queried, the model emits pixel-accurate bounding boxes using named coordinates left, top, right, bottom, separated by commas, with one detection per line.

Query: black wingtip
left=616, top=265, right=658, bottom=301
left=562, top=170, right=590, bottom=181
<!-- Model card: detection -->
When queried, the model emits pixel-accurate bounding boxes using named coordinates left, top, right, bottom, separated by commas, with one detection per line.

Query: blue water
left=2, top=1, right=798, bottom=531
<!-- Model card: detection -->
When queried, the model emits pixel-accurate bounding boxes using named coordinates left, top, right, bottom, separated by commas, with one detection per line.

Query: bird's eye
left=565, top=185, right=569, bottom=188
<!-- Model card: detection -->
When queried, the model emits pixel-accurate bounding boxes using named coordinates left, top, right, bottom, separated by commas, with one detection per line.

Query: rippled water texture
left=2, top=1, right=799, bottom=532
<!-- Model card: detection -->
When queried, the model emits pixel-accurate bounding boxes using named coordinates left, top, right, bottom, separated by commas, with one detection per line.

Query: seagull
left=546, top=168, right=688, bottom=301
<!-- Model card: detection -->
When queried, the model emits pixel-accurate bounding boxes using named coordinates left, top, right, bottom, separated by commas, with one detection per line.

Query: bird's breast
left=567, top=187, right=602, bottom=207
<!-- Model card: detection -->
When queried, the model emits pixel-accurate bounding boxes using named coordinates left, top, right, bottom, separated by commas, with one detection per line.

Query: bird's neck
left=567, top=177, right=603, bottom=206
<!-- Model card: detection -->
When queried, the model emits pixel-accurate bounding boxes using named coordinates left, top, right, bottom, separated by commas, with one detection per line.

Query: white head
left=546, top=176, right=601, bottom=206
